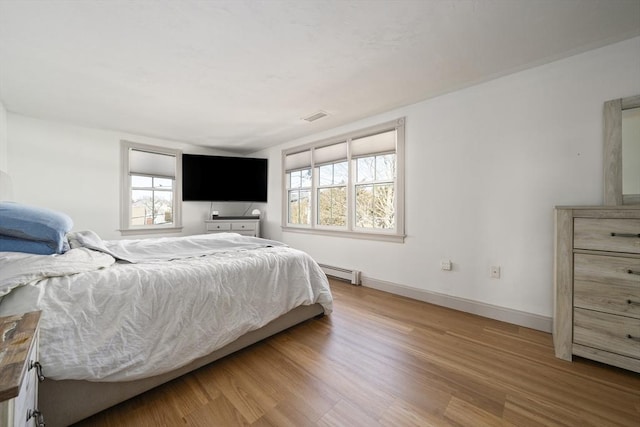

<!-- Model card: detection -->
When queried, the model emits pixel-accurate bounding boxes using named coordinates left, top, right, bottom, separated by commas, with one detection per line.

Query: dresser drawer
left=573, top=308, right=640, bottom=359
left=574, top=218, right=640, bottom=254
left=574, top=253, right=640, bottom=319
left=231, top=222, right=256, bottom=232
left=206, top=222, right=231, bottom=232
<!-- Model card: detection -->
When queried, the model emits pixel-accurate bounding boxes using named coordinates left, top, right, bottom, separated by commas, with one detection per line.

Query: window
left=355, top=153, right=395, bottom=229
left=287, top=168, right=312, bottom=225
left=120, top=141, right=182, bottom=235
left=285, top=150, right=312, bottom=225
left=317, top=161, right=347, bottom=226
left=282, top=118, right=405, bottom=242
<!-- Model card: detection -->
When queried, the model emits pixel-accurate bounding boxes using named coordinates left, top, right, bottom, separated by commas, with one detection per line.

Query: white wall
left=255, top=36, right=640, bottom=319
left=6, top=115, right=253, bottom=239
left=0, top=99, right=7, bottom=171
left=5, top=37, right=639, bottom=322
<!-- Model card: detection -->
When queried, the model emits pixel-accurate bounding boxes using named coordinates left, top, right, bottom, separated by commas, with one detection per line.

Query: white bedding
left=0, top=232, right=332, bottom=382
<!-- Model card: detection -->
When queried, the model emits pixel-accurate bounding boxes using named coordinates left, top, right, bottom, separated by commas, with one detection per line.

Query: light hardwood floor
left=75, top=279, right=640, bottom=426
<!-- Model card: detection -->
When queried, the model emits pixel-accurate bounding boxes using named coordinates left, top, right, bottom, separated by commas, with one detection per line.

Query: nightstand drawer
left=574, top=308, right=640, bottom=359
left=574, top=218, right=640, bottom=254
left=15, top=343, right=38, bottom=427
left=0, top=312, right=43, bottom=427
left=574, top=253, right=640, bottom=319
left=206, top=222, right=231, bottom=232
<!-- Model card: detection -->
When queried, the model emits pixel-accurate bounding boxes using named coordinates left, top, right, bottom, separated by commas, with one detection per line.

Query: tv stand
left=205, top=217, right=260, bottom=237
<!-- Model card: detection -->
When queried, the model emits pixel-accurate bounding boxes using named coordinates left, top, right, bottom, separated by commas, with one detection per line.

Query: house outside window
left=282, top=118, right=405, bottom=242
left=130, top=175, right=173, bottom=226
left=120, top=141, right=182, bottom=235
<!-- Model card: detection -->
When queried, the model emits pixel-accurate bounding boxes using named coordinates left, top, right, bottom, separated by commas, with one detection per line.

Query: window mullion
left=346, top=138, right=354, bottom=232
left=310, top=149, right=316, bottom=228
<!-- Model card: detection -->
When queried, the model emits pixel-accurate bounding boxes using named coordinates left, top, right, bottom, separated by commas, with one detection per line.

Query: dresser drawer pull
left=627, top=269, right=640, bottom=276
left=610, top=232, right=640, bottom=238
left=27, top=409, right=45, bottom=426
left=627, top=299, right=640, bottom=306
left=626, top=334, right=640, bottom=343
left=29, top=360, right=45, bottom=382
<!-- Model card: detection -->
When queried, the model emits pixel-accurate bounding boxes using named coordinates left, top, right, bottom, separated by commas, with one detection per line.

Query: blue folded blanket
left=0, top=202, right=73, bottom=254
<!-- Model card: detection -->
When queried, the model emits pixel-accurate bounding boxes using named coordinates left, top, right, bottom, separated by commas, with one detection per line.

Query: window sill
left=281, top=226, right=405, bottom=243
left=119, top=226, right=183, bottom=237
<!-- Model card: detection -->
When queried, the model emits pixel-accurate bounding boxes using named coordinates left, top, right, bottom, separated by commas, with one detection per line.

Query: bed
left=0, top=203, right=333, bottom=426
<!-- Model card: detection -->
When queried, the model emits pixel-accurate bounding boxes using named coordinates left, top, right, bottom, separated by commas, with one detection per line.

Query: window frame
left=120, top=140, right=183, bottom=235
left=282, top=118, right=405, bottom=242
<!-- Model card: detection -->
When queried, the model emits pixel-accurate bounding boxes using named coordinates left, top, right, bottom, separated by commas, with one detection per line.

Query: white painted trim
left=282, top=226, right=405, bottom=243
left=361, top=276, right=552, bottom=333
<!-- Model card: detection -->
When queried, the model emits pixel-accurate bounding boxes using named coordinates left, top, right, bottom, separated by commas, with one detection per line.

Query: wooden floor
left=75, top=279, right=640, bottom=427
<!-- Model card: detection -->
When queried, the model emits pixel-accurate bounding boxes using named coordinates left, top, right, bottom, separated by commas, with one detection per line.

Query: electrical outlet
left=490, top=266, right=501, bottom=279
left=441, top=260, right=452, bottom=271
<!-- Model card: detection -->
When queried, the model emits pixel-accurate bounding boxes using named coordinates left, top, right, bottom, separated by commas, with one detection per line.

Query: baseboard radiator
left=318, top=264, right=361, bottom=285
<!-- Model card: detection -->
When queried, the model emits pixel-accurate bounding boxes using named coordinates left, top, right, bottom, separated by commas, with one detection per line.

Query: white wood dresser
left=0, top=311, right=45, bottom=427
left=205, top=216, right=260, bottom=237
left=554, top=206, right=640, bottom=372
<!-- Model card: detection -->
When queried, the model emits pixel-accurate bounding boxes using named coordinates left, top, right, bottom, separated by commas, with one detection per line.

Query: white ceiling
left=0, top=1, right=639, bottom=153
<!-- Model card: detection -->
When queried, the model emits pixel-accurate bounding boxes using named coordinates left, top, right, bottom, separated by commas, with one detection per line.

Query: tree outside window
left=317, top=161, right=347, bottom=227
left=355, top=154, right=396, bottom=230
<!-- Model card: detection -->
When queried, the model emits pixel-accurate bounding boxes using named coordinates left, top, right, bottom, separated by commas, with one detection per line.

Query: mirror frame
left=603, top=94, right=640, bottom=205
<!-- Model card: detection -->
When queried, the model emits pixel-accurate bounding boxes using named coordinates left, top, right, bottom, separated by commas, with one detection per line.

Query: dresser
left=205, top=216, right=260, bottom=237
left=554, top=206, right=640, bottom=372
left=0, top=311, right=45, bottom=426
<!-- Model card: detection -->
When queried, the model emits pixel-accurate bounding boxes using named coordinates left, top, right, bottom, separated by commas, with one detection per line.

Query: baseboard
left=361, top=276, right=552, bottom=333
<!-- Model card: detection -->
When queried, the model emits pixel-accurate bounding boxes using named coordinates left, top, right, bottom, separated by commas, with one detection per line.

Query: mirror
left=603, top=94, right=640, bottom=205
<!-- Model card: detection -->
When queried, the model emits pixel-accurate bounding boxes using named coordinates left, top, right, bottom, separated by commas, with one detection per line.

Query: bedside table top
left=0, top=311, right=41, bottom=401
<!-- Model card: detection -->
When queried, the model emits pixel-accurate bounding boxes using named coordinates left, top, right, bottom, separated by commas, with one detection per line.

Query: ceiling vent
left=303, top=110, right=329, bottom=122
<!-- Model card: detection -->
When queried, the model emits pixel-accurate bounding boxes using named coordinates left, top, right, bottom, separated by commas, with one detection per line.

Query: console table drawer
left=206, top=222, right=231, bottom=232
left=205, top=218, right=260, bottom=237
left=573, top=308, right=640, bottom=359
left=574, top=253, right=640, bottom=319
left=232, top=222, right=256, bottom=232
left=574, top=218, right=640, bottom=253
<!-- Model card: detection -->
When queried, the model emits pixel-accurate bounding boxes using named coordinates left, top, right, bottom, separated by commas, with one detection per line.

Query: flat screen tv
left=182, top=154, right=268, bottom=202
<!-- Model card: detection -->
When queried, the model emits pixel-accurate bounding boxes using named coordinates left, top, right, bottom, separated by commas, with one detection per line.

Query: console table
left=205, top=216, right=260, bottom=237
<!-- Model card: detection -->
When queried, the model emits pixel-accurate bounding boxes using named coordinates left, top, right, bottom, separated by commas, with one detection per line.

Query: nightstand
left=0, top=311, right=45, bottom=426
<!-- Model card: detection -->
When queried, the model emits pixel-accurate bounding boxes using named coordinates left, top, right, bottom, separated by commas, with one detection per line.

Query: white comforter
left=0, top=233, right=332, bottom=382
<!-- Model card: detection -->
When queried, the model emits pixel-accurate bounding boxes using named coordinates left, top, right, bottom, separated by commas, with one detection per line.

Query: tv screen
left=182, top=154, right=268, bottom=202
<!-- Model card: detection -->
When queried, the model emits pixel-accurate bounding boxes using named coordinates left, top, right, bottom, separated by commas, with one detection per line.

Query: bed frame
left=39, top=303, right=325, bottom=426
